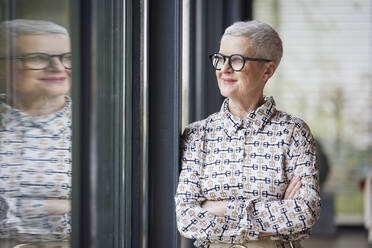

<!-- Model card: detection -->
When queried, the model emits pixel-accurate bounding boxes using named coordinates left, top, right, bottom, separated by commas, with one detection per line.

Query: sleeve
left=0, top=197, right=71, bottom=240
left=0, top=197, right=45, bottom=238
left=227, top=120, right=321, bottom=240
left=175, top=125, right=255, bottom=244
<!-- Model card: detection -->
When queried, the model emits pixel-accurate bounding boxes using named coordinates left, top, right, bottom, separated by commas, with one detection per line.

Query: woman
left=0, top=19, right=72, bottom=248
left=175, top=20, right=320, bottom=248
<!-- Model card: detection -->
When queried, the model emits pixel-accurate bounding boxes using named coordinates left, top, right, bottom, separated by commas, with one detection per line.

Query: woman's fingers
left=284, top=177, right=297, bottom=199
left=45, top=199, right=71, bottom=215
left=258, top=232, right=275, bottom=237
left=201, top=200, right=228, bottom=217
left=284, top=176, right=301, bottom=199
left=289, top=179, right=302, bottom=199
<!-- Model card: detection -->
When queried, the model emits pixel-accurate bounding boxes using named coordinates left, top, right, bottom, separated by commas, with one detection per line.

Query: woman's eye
left=27, top=55, right=47, bottom=62
left=231, top=57, right=243, bottom=63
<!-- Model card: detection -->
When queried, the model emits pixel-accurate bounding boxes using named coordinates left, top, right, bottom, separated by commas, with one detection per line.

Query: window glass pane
left=0, top=1, right=71, bottom=247
left=254, top=0, right=372, bottom=224
left=182, top=0, right=191, bottom=130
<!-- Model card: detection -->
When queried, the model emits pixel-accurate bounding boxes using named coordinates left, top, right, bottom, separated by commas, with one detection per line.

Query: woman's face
left=216, top=35, right=272, bottom=103
left=4, top=34, right=71, bottom=102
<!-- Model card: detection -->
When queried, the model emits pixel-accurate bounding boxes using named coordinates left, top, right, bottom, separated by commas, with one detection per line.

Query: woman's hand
left=284, top=176, right=302, bottom=200
left=201, top=200, right=228, bottom=217
left=201, top=177, right=302, bottom=236
left=44, top=199, right=71, bottom=215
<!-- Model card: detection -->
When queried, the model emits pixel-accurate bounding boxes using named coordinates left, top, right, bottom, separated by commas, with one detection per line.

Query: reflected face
left=5, top=34, right=71, bottom=101
left=216, top=35, right=268, bottom=102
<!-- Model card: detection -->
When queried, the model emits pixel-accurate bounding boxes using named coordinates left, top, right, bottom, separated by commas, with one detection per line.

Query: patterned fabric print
left=175, top=96, right=321, bottom=247
left=0, top=95, right=72, bottom=242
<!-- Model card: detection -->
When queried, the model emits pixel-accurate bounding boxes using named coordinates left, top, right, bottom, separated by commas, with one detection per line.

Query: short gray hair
left=0, top=19, right=69, bottom=56
left=223, top=20, right=283, bottom=66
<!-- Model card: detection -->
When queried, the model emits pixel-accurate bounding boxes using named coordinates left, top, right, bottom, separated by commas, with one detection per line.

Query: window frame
left=71, top=0, right=128, bottom=247
left=71, top=0, right=182, bottom=247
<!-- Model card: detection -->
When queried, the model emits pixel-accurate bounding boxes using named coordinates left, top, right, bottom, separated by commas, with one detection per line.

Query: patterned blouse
left=175, top=96, right=321, bottom=247
left=0, top=95, right=71, bottom=242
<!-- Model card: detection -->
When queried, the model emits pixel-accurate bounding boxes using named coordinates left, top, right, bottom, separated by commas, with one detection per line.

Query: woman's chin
left=219, top=87, right=236, bottom=99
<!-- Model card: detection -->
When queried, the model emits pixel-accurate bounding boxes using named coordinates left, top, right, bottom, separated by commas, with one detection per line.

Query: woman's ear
left=262, top=61, right=277, bottom=82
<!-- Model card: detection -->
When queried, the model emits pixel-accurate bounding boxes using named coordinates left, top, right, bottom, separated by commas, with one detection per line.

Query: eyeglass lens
left=211, top=54, right=244, bottom=71
left=23, top=53, right=72, bottom=70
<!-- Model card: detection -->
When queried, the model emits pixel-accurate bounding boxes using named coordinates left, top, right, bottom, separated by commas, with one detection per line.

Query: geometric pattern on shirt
left=0, top=95, right=72, bottom=242
left=175, top=96, right=321, bottom=247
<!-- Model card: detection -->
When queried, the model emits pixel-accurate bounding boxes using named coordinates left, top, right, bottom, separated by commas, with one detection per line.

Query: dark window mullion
left=71, top=0, right=125, bottom=247
left=147, top=0, right=181, bottom=247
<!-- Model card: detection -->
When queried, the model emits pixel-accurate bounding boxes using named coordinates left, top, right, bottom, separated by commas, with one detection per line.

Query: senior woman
left=0, top=19, right=72, bottom=248
left=175, top=20, right=320, bottom=248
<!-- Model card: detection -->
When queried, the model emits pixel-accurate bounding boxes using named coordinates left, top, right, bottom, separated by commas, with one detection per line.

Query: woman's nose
left=48, top=57, right=65, bottom=71
left=220, top=59, right=233, bottom=73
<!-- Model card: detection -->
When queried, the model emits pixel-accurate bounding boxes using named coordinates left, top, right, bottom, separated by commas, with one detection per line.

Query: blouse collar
left=219, top=96, right=277, bottom=133
left=0, top=94, right=71, bottom=131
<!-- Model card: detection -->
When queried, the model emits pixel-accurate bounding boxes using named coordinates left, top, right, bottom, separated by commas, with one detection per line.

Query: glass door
left=0, top=1, right=72, bottom=247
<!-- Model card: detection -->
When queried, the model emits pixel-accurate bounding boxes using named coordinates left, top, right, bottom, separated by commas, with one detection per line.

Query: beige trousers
left=209, top=240, right=276, bottom=248
left=0, top=240, right=70, bottom=248
left=207, top=240, right=301, bottom=248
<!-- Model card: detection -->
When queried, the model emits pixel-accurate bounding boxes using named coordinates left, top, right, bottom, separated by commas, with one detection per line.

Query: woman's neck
left=9, top=95, right=66, bottom=116
left=228, top=95, right=265, bottom=119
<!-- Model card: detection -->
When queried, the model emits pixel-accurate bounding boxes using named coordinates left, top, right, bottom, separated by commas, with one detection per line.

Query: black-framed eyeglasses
left=0, top=52, right=72, bottom=70
left=209, top=53, right=271, bottom=72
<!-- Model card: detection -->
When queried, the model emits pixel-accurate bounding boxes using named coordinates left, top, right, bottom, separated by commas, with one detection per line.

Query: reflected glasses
left=0, top=52, right=72, bottom=70
left=209, top=53, right=271, bottom=72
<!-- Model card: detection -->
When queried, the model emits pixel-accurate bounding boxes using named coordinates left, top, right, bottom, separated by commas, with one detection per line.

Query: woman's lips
left=39, top=77, right=66, bottom=83
left=222, top=78, right=236, bottom=84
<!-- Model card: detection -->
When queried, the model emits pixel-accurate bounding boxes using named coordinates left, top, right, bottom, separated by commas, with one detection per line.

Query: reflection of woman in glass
left=175, top=20, right=320, bottom=248
left=0, top=19, right=71, bottom=247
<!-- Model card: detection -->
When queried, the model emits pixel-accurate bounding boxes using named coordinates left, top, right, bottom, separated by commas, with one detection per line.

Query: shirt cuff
left=225, top=199, right=260, bottom=239
left=225, top=199, right=243, bottom=220
left=16, top=198, right=47, bottom=219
